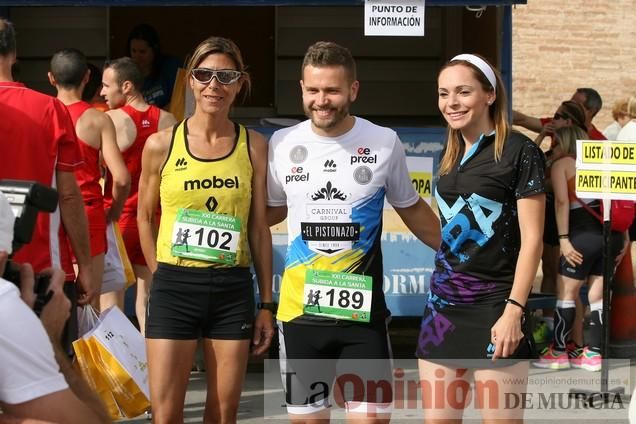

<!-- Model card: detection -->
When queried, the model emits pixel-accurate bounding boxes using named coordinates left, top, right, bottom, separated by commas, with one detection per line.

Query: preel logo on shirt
left=141, top=119, right=151, bottom=128
left=350, top=147, right=377, bottom=165
left=285, top=166, right=310, bottom=183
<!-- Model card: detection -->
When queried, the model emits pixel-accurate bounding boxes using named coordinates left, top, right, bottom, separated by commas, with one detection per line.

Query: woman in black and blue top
left=416, top=54, right=546, bottom=423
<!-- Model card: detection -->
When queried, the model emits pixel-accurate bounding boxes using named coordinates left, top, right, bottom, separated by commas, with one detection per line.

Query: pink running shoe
left=566, top=341, right=583, bottom=360
left=570, top=347, right=602, bottom=372
left=533, top=345, right=570, bottom=370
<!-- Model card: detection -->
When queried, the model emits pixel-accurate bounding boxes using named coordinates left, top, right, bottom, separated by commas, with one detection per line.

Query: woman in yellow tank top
left=137, top=36, right=274, bottom=423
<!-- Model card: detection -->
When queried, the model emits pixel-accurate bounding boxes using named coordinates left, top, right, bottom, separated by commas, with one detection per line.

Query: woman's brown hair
left=185, top=36, right=251, bottom=104
left=438, top=55, right=509, bottom=176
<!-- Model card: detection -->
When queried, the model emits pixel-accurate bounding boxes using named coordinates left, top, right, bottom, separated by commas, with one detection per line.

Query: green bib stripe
left=156, top=120, right=253, bottom=268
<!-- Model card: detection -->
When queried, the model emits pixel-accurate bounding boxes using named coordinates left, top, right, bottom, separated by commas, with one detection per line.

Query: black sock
left=554, top=305, right=576, bottom=351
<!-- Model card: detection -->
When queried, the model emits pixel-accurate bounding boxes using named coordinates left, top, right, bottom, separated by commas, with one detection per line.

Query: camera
left=0, top=180, right=58, bottom=315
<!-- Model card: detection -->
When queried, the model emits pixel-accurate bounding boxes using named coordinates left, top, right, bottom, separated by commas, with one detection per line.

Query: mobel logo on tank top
left=141, top=119, right=151, bottom=128
left=183, top=176, right=240, bottom=191
left=175, top=157, right=188, bottom=171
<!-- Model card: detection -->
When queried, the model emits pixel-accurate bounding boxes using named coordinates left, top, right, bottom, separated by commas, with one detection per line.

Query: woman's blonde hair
left=438, top=55, right=509, bottom=176
left=554, top=125, right=587, bottom=156
left=611, top=98, right=629, bottom=121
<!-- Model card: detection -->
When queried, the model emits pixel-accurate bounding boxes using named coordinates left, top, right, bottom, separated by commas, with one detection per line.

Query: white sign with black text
left=364, top=0, right=425, bottom=37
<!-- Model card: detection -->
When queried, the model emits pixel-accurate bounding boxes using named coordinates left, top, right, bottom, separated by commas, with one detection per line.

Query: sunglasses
left=191, top=68, right=242, bottom=85
left=553, top=113, right=569, bottom=121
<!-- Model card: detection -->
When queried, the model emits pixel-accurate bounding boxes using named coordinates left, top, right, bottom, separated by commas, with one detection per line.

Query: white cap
left=0, top=192, right=15, bottom=254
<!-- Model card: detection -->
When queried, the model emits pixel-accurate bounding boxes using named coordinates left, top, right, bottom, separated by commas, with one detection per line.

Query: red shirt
left=104, top=104, right=160, bottom=217
left=540, top=118, right=607, bottom=142
left=0, top=82, right=82, bottom=274
left=66, top=101, right=103, bottom=207
left=588, top=124, right=606, bottom=140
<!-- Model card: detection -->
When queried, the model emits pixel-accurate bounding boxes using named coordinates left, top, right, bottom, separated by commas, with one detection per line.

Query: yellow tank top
left=156, top=120, right=252, bottom=268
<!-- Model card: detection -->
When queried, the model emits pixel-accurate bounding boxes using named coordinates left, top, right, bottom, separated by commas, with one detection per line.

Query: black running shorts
left=146, top=263, right=254, bottom=340
left=559, top=208, right=624, bottom=280
left=278, top=319, right=393, bottom=414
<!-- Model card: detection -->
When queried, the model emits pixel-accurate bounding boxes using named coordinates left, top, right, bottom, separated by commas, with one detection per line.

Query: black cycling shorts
left=278, top=319, right=393, bottom=414
left=559, top=208, right=623, bottom=280
left=146, top=263, right=254, bottom=340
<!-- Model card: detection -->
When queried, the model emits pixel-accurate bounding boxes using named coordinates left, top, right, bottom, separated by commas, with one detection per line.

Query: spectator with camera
left=0, top=18, right=94, bottom=350
left=0, top=193, right=110, bottom=424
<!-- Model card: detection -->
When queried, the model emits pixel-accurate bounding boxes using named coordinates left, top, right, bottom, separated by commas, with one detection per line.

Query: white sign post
left=364, top=0, right=425, bottom=37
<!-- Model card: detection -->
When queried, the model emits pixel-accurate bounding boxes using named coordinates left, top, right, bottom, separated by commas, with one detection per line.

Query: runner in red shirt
left=0, top=24, right=93, bottom=307
left=49, top=48, right=131, bottom=309
left=571, top=88, right=606, bottom=140
left=100, top=57, right=176, bottom=333
left=513, top=87, right=606, bottom=141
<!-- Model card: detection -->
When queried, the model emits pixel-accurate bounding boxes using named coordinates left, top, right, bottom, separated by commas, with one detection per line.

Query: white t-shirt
left=603, top=121, right=622, bottom=141
left=267, top=117, right=419, bottom=322
left=0, top=278, right=68, bottom=404
left=617, top=120, right=636, bottom=141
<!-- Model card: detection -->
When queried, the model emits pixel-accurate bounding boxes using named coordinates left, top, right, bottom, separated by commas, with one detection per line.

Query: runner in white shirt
left=267, top=40, right=440, bottom=423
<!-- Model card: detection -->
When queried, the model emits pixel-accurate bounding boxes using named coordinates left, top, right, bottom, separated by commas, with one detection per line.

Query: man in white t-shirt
left=0, top=192, right=109, bottom=424
left=267, top=41, right=440, bottom=423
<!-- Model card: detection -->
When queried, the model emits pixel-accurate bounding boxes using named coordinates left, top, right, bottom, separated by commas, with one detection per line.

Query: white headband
left=451, top=54, right=497, bottom=93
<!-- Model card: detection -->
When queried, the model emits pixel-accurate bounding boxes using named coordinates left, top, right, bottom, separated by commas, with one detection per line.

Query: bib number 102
left=194, top=228, right=232, bottom=250
left=325, top=288, right=364, bottom=309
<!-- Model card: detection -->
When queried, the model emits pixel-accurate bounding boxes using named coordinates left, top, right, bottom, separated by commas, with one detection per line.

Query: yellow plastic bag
left=73, top=306, right=150, bottom=418
left=102, top=222, right=136, bottom=293
left=73, top=337, right=124, bottom=420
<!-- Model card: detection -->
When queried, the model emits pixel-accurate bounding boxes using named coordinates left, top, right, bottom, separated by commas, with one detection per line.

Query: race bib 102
left=171, top=208, right=240, bottom=265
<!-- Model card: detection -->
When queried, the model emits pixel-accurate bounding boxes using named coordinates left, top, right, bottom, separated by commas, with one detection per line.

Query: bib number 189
left=325, top=288, right=364, bottom=310
left=303, top=269, right=372, bottom=322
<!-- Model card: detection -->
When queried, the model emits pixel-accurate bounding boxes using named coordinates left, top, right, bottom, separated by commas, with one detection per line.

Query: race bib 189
left=171, top=208, right=240, bottom=265
left=303, top=269, right=372, bottom=322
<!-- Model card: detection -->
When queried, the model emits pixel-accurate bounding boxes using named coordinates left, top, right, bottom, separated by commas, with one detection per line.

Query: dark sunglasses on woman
left=191, top=68, right=242, bottom=85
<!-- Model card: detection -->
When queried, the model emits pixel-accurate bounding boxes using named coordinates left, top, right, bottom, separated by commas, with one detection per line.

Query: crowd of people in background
left=0, top=15, right=635, bottom=424
left=514, top=89, right=634, bottom=374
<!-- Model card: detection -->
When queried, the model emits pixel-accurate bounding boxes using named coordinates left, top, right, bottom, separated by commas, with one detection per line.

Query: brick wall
left=512, top=0, right=636, bottom=135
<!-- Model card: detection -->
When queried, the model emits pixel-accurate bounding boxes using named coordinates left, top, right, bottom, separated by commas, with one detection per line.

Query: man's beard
left=304, top=104, right=350, bottom=130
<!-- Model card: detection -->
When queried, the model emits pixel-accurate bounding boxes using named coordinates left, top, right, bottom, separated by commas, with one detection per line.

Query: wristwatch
left=257, top=302, right=278, bottom=313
